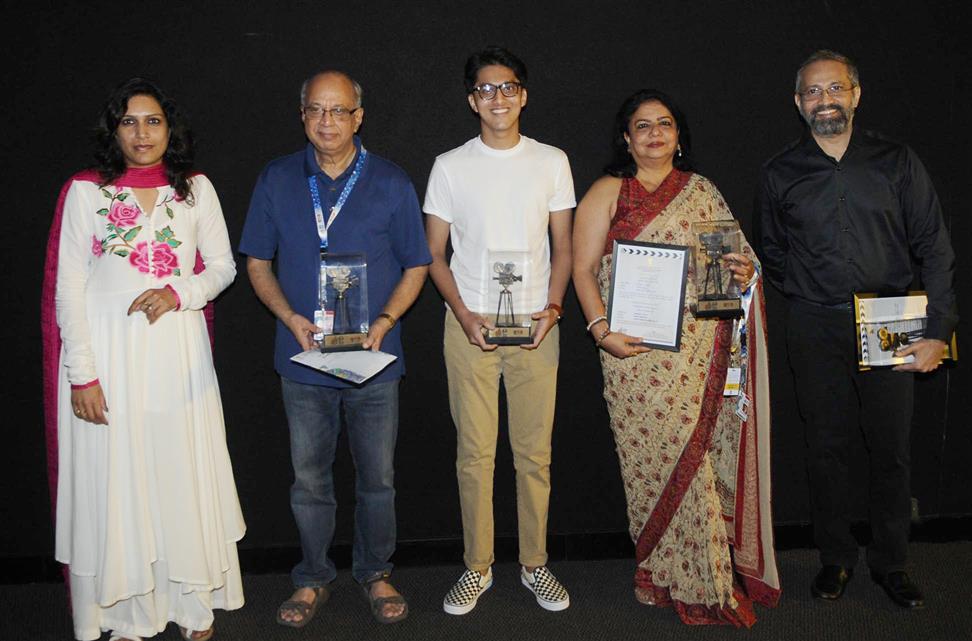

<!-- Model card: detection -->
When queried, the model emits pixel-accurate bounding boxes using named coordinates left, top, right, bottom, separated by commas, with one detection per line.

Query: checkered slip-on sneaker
left=521, top=566, right=570, bottom=611
left=443, top=567, right=493, bottom=615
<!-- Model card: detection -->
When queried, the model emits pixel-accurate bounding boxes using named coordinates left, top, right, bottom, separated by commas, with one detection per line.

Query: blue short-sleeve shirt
left=239, top=138, right=432, bottom=387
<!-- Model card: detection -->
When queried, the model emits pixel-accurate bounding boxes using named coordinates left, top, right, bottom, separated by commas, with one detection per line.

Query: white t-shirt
left=424, top=135, right=576, bottom=314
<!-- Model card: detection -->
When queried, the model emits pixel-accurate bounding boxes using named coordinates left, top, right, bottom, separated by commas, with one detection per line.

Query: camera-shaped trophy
left=690, top=221, right=744, bottom=319
left=317, top=253, right=369, bottom=351
left=484, top=250, right=533, bottom=345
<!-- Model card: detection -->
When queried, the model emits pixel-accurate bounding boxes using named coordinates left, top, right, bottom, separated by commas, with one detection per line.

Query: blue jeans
left=281, top=376, right=399, bottom=586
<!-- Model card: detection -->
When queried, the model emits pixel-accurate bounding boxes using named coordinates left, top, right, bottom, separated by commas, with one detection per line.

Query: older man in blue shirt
left=240, top=70, right=430, bottom=626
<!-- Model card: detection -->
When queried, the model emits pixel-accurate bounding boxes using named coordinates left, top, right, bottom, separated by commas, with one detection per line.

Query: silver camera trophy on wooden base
left=690, top=221, right=744, bottom=319
left=484, top=250, right=532, bottom=345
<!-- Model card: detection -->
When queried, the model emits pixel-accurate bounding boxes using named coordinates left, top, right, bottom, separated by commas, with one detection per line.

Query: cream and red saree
left=597, top=170, right=780, bottom=626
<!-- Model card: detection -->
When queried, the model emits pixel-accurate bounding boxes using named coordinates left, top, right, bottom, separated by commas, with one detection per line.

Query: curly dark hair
left=604, top=88, right=694, bottom=177
left=93, top=77, right=195, bottom=202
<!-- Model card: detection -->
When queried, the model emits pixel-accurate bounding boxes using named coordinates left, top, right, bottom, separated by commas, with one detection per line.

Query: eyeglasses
left=470, top=81, right=522, bottom=101
left=302, top=105, right=360, bottom=121
left=798, top=83, right=856, bottom=100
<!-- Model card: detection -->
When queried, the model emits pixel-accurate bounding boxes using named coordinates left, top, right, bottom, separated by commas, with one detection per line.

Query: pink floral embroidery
left=128, top=240, right=180, bottom=278
left=129, top=241, right=151, bottom=273
left=107, top=200, right=141, bottom=228
left=151, top=241, right=179, bottom=277
left=98, top=189, right=183, bottom=278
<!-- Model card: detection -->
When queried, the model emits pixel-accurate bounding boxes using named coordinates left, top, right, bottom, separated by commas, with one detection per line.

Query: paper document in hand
left=290, top=349, right=397, bottom=384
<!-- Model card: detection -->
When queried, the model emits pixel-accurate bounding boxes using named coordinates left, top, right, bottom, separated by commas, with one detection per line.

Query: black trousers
left=785, top=300, right=913, bottom=574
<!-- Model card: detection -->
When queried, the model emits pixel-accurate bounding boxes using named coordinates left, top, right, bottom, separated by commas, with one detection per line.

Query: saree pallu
left=598, top=171, right=780, bottom=626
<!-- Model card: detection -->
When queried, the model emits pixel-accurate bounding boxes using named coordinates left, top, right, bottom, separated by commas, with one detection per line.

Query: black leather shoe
left=811, top=565, right=853, bottom=600
left=871, top=570, right=925, bottom=609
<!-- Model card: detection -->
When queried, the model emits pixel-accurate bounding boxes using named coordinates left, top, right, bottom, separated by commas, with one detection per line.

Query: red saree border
left=635, top=568, right=758, bottom=627
left=737, top=281, right=781, bottom=607
left=732, top=288, right=763, bottom=576
left=604, top=170, right=692, bottom=255
left=634, top=318, right=732, bottom=561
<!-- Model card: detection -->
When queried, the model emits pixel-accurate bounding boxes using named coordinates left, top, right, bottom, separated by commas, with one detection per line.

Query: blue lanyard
left=736, top=266, right=759, bottom=378
left=308, top=147, right=368, bottom=251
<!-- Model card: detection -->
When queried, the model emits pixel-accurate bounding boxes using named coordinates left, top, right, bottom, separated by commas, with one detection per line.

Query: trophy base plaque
left=485, top=325, right=533, bottom=345
left=693, top=297, right=744, bottom=319
left=321, top=332, right=367, bottom=352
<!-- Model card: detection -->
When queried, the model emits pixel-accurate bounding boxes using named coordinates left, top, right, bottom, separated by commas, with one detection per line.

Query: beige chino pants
left=443, top=310, right=560, bottom=571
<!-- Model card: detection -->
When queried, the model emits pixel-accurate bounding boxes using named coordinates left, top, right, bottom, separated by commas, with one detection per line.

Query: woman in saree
left=41, top=78, right=244, bottom=641
left=572, top=88, right=780, bottom=626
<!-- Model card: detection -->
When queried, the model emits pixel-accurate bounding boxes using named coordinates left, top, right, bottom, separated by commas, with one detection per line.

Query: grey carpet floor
left=4, top=543, right=971, bottom=641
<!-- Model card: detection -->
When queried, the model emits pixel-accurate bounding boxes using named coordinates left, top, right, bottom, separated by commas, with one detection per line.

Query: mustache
left=811, top=103, right=848, bottom=117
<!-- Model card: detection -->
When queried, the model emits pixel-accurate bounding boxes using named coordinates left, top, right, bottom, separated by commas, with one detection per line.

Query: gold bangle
left=595, top=327, right=612, bottom=347
left=377, top=312, right=397, bottom=328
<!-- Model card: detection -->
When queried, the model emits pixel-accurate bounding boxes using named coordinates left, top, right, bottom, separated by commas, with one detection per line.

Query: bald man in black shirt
left=756, top=50, right=956, bottom=610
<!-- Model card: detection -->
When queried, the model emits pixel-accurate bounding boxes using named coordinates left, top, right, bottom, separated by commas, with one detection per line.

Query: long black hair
left=604, top=88, right=694, bottom=177
left=93, top=77, right=195, bottom=202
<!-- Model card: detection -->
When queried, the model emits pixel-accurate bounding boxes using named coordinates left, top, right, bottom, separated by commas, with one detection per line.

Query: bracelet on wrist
left=586, top=315, right=608, bottom=333
left=544, top=302, right=563, bottom=322
left=595, top=327, right=612, bottom=347
left=377, top=312, right=397, bottom=328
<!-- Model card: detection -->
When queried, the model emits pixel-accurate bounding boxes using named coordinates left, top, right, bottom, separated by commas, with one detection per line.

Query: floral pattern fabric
left=52, top=175, right=244, bottom=641
left=93, top=188, right=182, bottom=277
left=597, top=171, right=778, bottom=626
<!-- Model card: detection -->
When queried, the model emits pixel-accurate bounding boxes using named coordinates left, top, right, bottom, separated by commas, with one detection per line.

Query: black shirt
left=755, top=127, right=957, bottom=340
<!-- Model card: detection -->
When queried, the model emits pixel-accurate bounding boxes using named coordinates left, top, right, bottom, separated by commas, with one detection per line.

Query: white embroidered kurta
left=54, top=175, right=245, bottom=640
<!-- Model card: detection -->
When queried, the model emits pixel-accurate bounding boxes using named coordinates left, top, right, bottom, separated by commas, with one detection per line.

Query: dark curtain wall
left=3, top=0, right=969, bottom=558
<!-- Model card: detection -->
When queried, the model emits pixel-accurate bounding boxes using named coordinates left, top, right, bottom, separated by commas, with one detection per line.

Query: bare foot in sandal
left=277, top=586, right=330, bottom=627
left=365, top=579, right=408, bottom=623
left=179, top=626, right=214, bottom=641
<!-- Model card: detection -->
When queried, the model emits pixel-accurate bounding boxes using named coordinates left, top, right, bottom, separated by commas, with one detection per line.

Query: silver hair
left=795, top=50, right=860, bottom=92
left=299, top=71, right=363, bottom=108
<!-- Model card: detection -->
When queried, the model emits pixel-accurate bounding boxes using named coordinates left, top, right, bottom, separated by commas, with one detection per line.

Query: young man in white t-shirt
left=424, top=46, right=575, bottom=615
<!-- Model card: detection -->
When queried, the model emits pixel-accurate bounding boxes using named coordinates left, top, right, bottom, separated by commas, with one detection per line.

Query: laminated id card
left=723, top=367, right=741, bottom=396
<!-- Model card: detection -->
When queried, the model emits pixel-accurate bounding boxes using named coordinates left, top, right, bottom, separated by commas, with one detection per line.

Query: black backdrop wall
left=3, top=0, right=969, bottom=561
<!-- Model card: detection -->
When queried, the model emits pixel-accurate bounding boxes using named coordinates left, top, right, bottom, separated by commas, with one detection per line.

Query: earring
left=676, top=145, right=682, bottom=158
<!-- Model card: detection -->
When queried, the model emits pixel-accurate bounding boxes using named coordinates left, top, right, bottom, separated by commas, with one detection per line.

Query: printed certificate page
left=608, top=241, right=688, bottom=351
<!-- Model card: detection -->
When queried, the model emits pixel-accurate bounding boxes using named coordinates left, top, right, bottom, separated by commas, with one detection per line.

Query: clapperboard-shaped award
left=854, top=292, right=957, bottom=370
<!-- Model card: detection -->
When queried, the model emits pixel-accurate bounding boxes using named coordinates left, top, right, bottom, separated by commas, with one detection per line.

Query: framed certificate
left=854, top=291, right=957, bottom=370
left=607, top=240, right=689, bottom=351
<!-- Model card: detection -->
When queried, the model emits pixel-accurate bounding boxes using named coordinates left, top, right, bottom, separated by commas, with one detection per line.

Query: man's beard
left=805, top=102, right=852, bottom=135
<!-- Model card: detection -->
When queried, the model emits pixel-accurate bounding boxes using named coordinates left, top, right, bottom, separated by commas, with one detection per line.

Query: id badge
left=313, top=309, right=334, bottom=342
left=723, top=367, right=741, bottom=396
left=735, top=392, right=750, bottom=421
